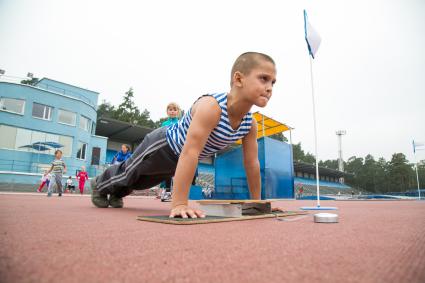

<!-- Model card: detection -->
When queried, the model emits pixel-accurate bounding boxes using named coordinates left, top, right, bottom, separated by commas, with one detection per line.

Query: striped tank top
left=166, top=93, right=253, bottom=159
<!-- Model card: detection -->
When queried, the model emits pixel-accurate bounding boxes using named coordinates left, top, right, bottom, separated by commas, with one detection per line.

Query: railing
left=0, top=78, right=96, bottom=108
left=35, top=83, right=95, bottom=108
left=0, top=158, right=105, bottom=178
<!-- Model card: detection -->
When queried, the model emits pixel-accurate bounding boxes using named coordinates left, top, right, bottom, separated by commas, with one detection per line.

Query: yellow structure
left=236, top=112, right=292, bottom=144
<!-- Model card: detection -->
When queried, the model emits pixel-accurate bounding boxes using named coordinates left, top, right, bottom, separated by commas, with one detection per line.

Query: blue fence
left=0, top=158, right=104, bottom=178
left=294, top=177, right=351, bottom=189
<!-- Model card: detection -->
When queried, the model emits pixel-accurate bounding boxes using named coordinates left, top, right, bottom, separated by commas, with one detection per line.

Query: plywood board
left=198, top=202, right=272, bottom=217
left=196, top=200, right=271, bottom=204
left=137, top=211, right=308, bottom=225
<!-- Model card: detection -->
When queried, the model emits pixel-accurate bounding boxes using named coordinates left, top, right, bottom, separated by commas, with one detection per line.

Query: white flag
left=413, top=140, right=425, bottom=153
left=304, top=10, right=322, bottom=59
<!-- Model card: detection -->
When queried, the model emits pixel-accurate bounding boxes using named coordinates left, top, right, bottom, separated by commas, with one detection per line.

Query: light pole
left=336, top=130, right=346, bottom=183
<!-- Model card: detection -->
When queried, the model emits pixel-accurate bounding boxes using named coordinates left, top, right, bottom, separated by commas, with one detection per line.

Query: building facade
left=0, top=78, right=107, bottom=189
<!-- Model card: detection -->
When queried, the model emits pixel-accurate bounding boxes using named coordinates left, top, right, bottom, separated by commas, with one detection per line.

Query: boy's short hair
left=166, top=102, right=180, bottom=112
left=230, top=52, right=275, bottom=85
left=54, top=149, right=62, bottom=155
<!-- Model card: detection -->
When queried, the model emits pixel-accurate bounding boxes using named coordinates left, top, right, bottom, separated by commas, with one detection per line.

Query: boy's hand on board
left=169, top=205, right=205, bottom=219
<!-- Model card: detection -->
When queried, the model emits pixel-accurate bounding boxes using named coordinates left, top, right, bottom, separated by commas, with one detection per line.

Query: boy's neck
left=227, top=90, right=253, bottom=121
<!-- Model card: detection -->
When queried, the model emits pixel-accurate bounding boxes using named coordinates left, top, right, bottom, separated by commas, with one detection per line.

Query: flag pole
left=413, top=140, right=421, bottom=200
left=300, top=9, right=336, bottom=211
left=309, top=56, right=321, bottom=207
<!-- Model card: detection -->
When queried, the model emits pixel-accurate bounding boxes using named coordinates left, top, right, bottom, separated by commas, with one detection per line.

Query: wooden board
left=137, top=211, right=308, bottom=225
left=196, top=199, right=272, bottom=204
left=198, top=202, right=272, bottom=217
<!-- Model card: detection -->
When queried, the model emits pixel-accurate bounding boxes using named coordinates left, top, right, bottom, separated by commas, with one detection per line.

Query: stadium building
left=0, top=78, right=351, bottom=196
left=0, top=78, right=107, bottom=190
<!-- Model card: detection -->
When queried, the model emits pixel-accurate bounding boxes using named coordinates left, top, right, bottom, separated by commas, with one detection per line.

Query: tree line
left=293, top=142, right=424, bottom=193
left=97, top=88, right=161, bottom=128
left=99, top=88, right=424, bottom=193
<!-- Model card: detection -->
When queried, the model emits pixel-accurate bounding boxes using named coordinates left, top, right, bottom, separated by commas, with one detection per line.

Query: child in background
left=112, top=144, right=132, bottom=165
left=37, top=170, right=50, bottom=192
left=45, top=150, right=67, bottom=197
left=91, top=52, right=277, bottom=217
left=159, top=102, right=181, bottom=200
left=76, top=166, right=89, bottom=195
left=161, top=102, right=180, bottom=127
left=66, top=176, right=75, bottom=193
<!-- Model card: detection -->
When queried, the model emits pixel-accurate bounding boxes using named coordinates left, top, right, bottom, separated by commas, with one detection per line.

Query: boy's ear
left=232, top=71, right=244, bottom=88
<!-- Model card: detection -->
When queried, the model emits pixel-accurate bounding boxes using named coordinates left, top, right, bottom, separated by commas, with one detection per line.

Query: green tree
left=319, top=159, right=338, bottom=170
left=360, top=154, right=378, bottom=192
left=114, top=88, right=139, bottom=123
left=374, top=157, right=388, bottom=193
left=292, top=143, right=315, bottom=164
left=269, top=132, right=288, bottom=143
left=21, top=77, right=39, bottom=86
left=387, top=153, right=413, bottom=192
left=97, top=100, right=116, bottom=118
left=138, top=109, right=156, bottom=128
left=416, top=160, right=425, bottom=189
left=345, top=156, right=364, bottom=189
left=96, top=89, right=156, bottom=129
left=108, top=88, right=156, bottom=128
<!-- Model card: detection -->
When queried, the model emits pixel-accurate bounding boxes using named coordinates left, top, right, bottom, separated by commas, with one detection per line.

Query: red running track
left=0, top=193, right=424, bottom=283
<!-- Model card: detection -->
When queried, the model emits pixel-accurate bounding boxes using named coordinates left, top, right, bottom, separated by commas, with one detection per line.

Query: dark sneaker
left=91, top=178, right=109, bottom=208
left=109, top=194, right=124, bottom=208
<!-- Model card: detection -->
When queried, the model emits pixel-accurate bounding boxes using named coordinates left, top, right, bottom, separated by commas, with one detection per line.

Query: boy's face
left=236, top=60, right=276, bottom=107
left=55, top=151, right=62, bottom=159
left=167, top=107, right=178, bottom=118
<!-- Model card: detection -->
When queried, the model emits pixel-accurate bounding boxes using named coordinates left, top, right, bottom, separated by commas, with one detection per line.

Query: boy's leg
left=47, top=177, right=54, bottom=197
left=56, top=174, right=63, bottom=196
left=164, top=178, right=172, bottom=192
left=95, top=127, right=178, bottom=199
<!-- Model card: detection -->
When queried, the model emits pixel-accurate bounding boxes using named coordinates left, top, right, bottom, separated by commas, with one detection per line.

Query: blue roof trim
left=0, top=81, right=96, bottom=111
left=37, top=78, right=99, bottom=94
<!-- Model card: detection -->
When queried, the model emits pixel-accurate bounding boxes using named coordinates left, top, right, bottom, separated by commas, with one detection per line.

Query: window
left=58, top=109, right=76, bottom=126
left=0, top=125, right=17, bottom=148
left=0, top=97, right=25, bottom=114
left=79, top=116, right=90, bottom=132
left=91, top=121, right=96, bottom=135
left=32, top=103, right=52, bottom=120
left=0, top=125, right=73, bottom=157
left=91, top=147, right=101, bottom=165
left=76, top=142, right=87, bottom=160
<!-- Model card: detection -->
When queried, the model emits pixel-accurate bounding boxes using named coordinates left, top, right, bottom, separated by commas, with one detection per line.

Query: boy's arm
left=242, top=119, right=261, bottom=200
left=170, top=97, right=221, bottom=218
left=45, top=165, right=53, bottom=175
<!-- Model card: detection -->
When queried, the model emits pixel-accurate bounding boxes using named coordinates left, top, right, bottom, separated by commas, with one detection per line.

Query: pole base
left=300, top=206, right=338, bottom=211
left=314, top=213, right=339, bottom=223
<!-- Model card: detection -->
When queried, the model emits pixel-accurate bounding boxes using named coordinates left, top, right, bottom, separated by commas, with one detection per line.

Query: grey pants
left=48, top=173, right=63, bottom=194
left=96, top=127, right=179, bottom=198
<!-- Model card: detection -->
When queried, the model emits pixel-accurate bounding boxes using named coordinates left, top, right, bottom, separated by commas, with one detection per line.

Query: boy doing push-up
left=91, top=52, right=277, bottom=218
